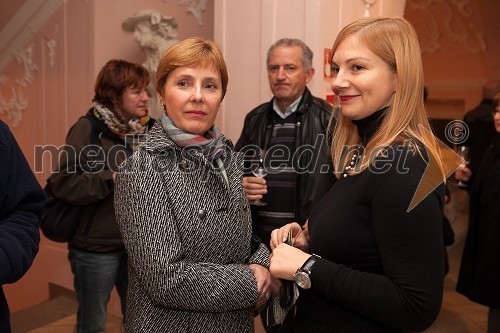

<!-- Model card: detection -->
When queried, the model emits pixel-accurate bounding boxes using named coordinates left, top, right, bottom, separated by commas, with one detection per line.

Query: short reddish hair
left=93, top=59, right=150, bottom=109
left=156, top=37, right=228, bottom=101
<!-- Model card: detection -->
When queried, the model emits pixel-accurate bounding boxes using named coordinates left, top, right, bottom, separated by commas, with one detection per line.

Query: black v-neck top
left=293, top=110, right=445, bottom=332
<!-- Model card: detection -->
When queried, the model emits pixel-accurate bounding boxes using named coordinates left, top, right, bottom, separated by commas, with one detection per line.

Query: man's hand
left=242, top=176, right=267, bottom=201
left=455, top=166, right=472, bottom=182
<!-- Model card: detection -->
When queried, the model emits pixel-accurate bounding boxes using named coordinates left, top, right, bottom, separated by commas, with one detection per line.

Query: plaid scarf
left=93, top=101, right=150, bottom=139
left=160, top=114, right=228, bottom=186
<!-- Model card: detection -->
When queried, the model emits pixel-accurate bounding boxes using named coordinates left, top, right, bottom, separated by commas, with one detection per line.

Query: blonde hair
left=156, top=37, right=228, bottom=101
left=329, top=17, right=445, bottom=180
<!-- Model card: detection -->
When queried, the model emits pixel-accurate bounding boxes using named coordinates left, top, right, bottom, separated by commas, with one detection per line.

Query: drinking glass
left=249, top=149, right=268, bottom=206
left=457, top=146, right=471, bottom=188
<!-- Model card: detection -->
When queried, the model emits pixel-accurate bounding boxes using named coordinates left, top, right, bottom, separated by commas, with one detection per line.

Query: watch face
left=294, top=271, right=311, bottom=289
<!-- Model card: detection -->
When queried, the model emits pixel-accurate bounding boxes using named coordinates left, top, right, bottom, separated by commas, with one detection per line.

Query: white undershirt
left=272, top=95, right=302, bottom=119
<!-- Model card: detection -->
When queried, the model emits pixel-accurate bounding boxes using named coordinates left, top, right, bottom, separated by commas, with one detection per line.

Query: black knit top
left=293, top=111, right=445, bottom=332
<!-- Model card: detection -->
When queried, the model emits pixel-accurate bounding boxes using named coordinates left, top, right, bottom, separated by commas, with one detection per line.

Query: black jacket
left=235, top=88, right=336, bottom=225
left=462, top=99, right=496, bottom=174
left=457, top=134, right=500, bottom=307
left=0, top=120, right=46, bottom=333
left=49, top=109, right=155, bottom=252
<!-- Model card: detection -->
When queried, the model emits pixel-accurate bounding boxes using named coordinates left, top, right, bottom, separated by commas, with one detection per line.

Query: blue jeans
left=68, top=247, right=128, bottom=333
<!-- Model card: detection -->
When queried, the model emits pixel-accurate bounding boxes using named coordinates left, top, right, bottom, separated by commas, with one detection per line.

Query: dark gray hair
left=266, top=38, right=313, bottom=71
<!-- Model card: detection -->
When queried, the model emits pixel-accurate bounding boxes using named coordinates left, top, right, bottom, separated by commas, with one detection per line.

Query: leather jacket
left=235, top=88, right=336, bottom=225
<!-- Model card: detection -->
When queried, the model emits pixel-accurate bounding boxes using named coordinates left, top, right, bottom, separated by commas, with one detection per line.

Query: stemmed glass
left=249, top=149, right=269, bottom=206
left=456, top=146, right=471, bottom=188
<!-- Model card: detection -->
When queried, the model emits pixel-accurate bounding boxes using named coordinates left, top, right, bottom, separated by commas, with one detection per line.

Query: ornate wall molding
left=122, top=9, right=179, bottom=119
left=46, top=39, right=57, bottom=67
left=0, top=42, right=40, bottom=127
left=0, top=42, right=38, bottom=127
left=363, top=0, right=378, bottom=17
left=180, top=0, right=207, bottom=26
left=407, top=0, right=486, bottom=54
left=0, top=87, right=28, bottom=128
left=15, top=44, right=38, bottom=87
left=0, top=0, right=64, bottom=72
left=0, top=0, right=61, bottom=127
left=162, top=0, right=207, bottom=26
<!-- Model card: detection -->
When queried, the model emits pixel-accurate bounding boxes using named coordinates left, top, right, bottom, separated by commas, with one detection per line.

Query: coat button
left=178, top=160, right=187, bottom=170
left=198, top=209, right=207, bottom=219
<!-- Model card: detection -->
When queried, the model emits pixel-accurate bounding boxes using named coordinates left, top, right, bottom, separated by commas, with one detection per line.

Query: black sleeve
left=0, top=121, right=46, bottom=284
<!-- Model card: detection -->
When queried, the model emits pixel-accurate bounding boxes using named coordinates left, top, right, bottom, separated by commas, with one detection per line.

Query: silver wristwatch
left=293, top=254, right=320, bottom=289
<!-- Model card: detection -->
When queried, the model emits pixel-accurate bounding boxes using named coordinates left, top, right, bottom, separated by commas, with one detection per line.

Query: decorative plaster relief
left=123, top=9, right=179, bottom=119
left=162, top=0, right=207, bottom=26
left=363, top=0, right=377, bottom=17
left=0, top=0, right=62, bottom=128
left=0, top=0, right=64, bottom=72
left=179, top=0, right=207, bottom=26
left=46, top=39, right=56, bottom=67
left=0, top=87, right=28, bottom=128
left=15, top=44, right=38, bottom=87
left=1, top=43, right=39, bottom=127
left=407, top=0, right=486, bottom=54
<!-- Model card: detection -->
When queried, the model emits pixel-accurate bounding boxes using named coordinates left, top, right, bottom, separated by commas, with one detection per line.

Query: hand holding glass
left=250, top=150, right=268, bottom=206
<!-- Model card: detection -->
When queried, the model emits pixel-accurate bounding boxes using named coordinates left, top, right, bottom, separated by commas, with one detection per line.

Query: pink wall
left=0, top=0, right=24, bottom=30
left=1, top=0, right=214, bottom=315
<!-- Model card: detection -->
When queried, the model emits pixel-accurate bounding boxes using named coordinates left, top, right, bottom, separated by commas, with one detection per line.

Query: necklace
left=343, top=153, right=364, bottom=178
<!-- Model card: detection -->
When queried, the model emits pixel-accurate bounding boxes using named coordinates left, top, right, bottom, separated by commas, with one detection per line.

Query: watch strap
left=300, top=254, right=320, bottom=274
left=297, top=254, right=321, bottom=275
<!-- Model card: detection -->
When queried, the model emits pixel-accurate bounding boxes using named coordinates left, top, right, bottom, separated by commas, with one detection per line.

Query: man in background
left=462, top=80, right=500, bottom=178
left=235, top=38, right=336, bottom=332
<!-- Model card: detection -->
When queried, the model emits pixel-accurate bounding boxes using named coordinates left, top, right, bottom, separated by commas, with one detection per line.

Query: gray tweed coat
left=114, top=122, right=269, bottom=332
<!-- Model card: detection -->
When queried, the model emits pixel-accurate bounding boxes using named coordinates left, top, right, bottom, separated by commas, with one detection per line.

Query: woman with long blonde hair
left=269, top=17, right=446, bottom=332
